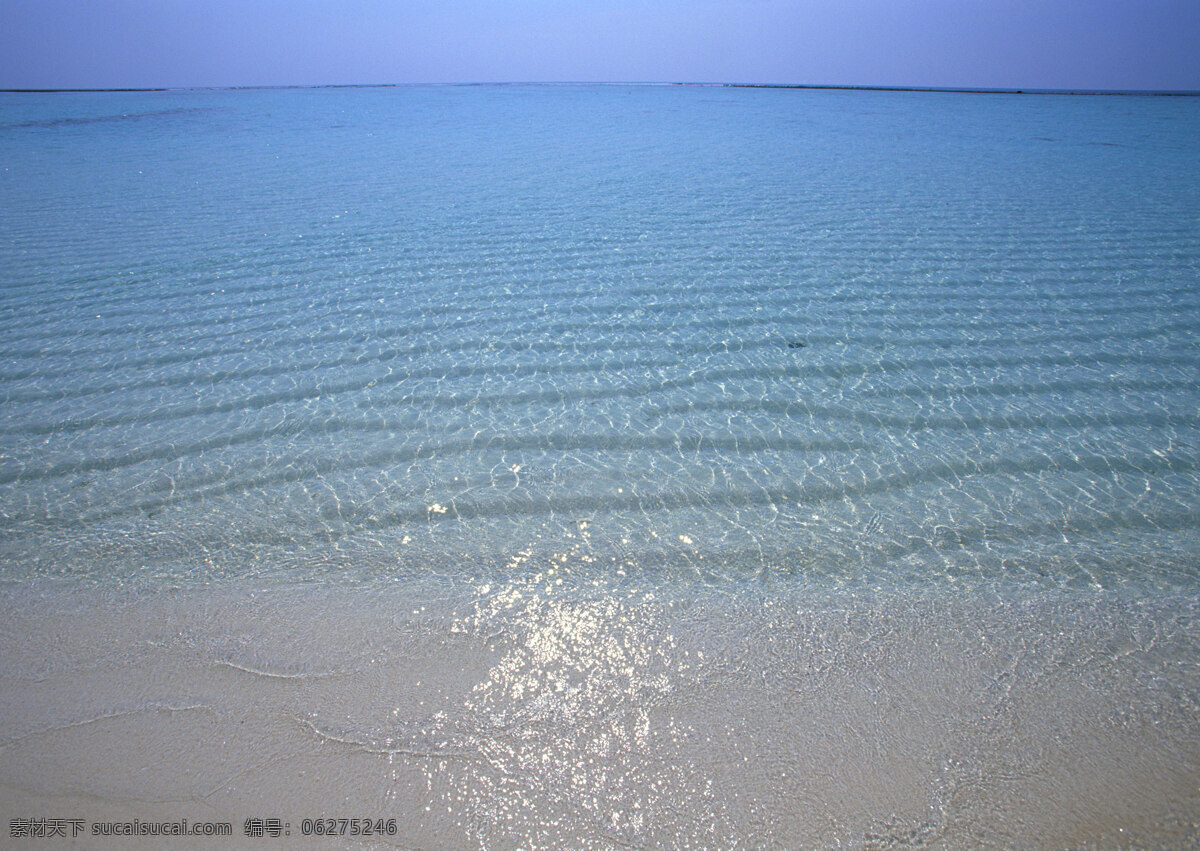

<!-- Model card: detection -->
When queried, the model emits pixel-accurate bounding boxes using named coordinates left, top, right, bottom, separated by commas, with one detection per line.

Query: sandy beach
left=2, top=579, right=1197, bottom=848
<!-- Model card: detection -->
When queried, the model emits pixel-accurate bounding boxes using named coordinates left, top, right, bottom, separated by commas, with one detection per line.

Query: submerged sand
left=1, top=578, right=1198, bottom=848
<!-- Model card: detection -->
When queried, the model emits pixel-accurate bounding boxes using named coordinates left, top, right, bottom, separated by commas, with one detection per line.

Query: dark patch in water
left=0, top=108, right=212, bottom=131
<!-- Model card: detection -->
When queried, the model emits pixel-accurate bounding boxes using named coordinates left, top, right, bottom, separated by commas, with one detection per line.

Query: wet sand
left=1, top=579, right=1198, bottom=848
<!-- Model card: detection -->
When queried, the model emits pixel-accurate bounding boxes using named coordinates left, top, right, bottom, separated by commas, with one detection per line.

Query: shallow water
left=2, top=85, right=1199, bottom=594
left=1, top=85, right=1199, bottom=846
left=1, top=580, right=1198, bottom=848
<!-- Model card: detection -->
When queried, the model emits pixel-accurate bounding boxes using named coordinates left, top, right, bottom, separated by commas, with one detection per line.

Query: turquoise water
left=1, top=85, right=1199, bottom=592
left=3, top=86, right=1200, bottom=848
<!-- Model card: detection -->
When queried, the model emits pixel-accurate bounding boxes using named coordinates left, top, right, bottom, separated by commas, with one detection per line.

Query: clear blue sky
left=2, top=0, right=1198, bottom=91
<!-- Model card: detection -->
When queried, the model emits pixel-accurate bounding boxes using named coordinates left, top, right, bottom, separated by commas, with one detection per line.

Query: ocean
left=1, top=84, right=1199, bottom=846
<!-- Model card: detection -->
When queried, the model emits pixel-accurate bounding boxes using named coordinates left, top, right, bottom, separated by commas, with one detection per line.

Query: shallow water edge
left=1, top=578, right=1197, bottom=848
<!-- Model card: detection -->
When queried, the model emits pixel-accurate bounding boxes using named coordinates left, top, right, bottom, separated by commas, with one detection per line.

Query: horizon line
left=2, top=81, right=1198, bottom=96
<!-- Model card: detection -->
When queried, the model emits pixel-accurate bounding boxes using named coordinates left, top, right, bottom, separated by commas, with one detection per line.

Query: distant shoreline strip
left=1, top=83, right=1197, bottom=96
left=725, top=83, right=1200, bottom=97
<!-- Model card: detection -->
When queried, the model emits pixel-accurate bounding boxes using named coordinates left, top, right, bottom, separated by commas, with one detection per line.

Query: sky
left=1, top=0, right=1198, bottom=91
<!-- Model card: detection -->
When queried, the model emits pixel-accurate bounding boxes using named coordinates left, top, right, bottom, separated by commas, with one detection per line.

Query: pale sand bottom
left=0, top=578, right=1198, bottom=848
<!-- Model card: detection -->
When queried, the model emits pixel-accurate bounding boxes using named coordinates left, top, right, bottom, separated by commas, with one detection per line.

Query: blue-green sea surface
left=1, top=85, right=1197, bottom=595
left=2, top=86, right=1200, bottom=848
